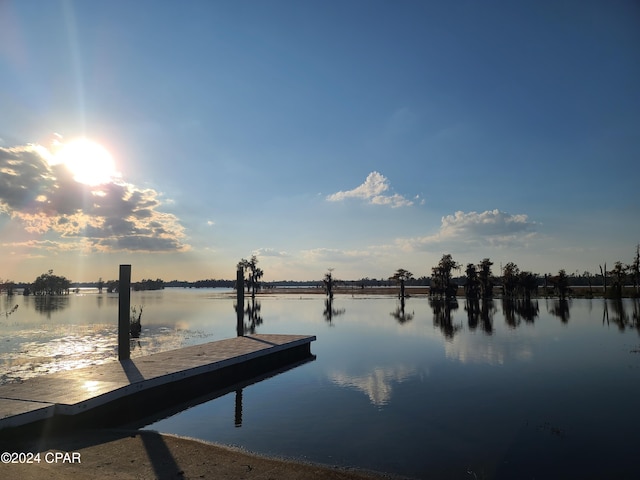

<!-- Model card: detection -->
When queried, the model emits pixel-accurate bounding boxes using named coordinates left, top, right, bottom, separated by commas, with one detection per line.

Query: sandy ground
left=2, top=429, right=403, bottom=480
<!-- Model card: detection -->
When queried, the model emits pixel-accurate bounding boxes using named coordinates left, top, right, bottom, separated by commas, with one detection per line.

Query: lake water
left=2, top=289, right=640, bottom=479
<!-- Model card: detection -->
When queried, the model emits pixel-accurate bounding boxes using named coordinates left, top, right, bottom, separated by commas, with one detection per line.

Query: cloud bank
left=326, top=171, right=413, bottom=208
left=401, top=209, right=537, bottom=251
left=0, top=144, right=188, bottom=253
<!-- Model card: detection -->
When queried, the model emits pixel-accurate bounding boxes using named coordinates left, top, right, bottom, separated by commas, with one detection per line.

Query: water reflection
left=235, top=298, right=263, bottom=335
left=24, top=295, right=70, bottom=317
left=328, top=364, right=416, bottom=407
left=390, top=298, right=414, bottom=324
left=323, top=297, right=345, bottom=325
left=235, top=389, right=243, bottom=427
left=549, top=298, right=571, bottom=323
left=465, top=299, right=496, bottom=334
left=429, top=297, right=462, bottom=340
left=502, top=298, right=539, bottom=328
left=604, top=298, right=640, bottom=332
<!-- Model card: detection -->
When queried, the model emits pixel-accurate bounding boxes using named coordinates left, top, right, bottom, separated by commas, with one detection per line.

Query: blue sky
left=1, top=0, right=639, bottom=282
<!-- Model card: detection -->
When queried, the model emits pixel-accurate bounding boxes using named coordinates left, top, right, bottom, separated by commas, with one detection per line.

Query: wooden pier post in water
left=118, top=264, right=131, bottom=361
left=236, top=266, right=245, bottom=337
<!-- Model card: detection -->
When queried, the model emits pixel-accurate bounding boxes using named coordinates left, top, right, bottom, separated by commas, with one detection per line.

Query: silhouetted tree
left=549, top=269, right=570, bottom=299
left=583, top=270, right=594, bottom=297
left=478, top=258, right=494, bottom=299
left=600, top=263, right=607, bottom=296
left=430, top=254, right=459, bottom=298
left=238, top=256, right=263, bottom=298
left=518, top=271, right=538, bottom=300
left=464, top=263, right=480, bottom=300
left=390, top=268, right=413, bottom=299
left=502, top=262, right=520, bottom=298
left=608, top=261, right=627, bottom=298
left=631, top=245, right=640, bottom=297
left=31, top=270, right=71, bottom=295
left=323, top=269, right=334, bottom=298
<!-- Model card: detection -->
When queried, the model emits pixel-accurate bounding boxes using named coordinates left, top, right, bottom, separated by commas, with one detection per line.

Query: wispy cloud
left=0, top=144, right=188, bottom=253
left=400, top=209, right=538, bottom=251
left=326, top=171, right=413, bottom=208
left=253, top=247, right=290, bottom=257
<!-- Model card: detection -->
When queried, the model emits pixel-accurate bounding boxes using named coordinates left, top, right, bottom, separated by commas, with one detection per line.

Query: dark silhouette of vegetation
left=631, top=245, right=640, bottom=297
left=323, top=269, right=335, bottom=298
left=238, top=256, right=263, bottom=298
left=430, top=254, right=459, bottom=298
left=132, top=278, right=164, bottom=291
left=130, top=306, right=143, bottom=338
left=464, top=263, right=480, bottom=300
left=609, top=261, right=627, bottom=299
left=31, top=270, right=71, bottom=295
left=501, top=262, right=538, bottom=299
left=390, top=268, right=413, bottom=299
left=478, top=258, right=494, bottom=299
left=0, top=279, right=15, bottom=295
left=549, top=269, right=570, bottom=299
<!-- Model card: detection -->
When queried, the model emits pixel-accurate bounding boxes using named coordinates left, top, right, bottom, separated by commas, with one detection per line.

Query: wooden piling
left=236, top=266, right=244, bottom=337
left=118, top=264, right=131, bottom=361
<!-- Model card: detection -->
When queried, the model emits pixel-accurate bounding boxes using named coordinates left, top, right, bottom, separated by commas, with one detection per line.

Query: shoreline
left=2, top=428, right=404, bottom=479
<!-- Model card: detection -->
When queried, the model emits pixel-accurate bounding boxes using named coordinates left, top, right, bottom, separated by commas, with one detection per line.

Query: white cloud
left=253, top=247, right=290, bottom=257
left=400, top=209, right=538, bottom=251
left=0, top=144, right=188, bottom=253
left=326, top=171, right=413, bottom=208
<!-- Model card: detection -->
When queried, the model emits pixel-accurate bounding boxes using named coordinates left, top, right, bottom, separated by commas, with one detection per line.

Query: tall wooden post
left=236, top=266, right=244, bottom=337
left=118, top=264, right=131, bottom=360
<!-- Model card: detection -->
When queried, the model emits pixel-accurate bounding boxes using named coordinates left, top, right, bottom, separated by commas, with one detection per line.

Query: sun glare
left=54, top=138, right=119, bottom=186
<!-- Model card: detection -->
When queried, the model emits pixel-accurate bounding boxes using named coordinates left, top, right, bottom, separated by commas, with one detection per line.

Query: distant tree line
left=132, top=278, right=165, bottom=291
left=4, top=244, right=637, bottom=298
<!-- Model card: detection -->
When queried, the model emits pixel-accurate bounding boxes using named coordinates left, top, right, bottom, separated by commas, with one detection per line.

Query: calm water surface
left=2, top=289, right=640, bottom=479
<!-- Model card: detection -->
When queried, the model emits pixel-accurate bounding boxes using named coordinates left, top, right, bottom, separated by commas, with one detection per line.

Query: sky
left=1, top=0, right=639, bottom=283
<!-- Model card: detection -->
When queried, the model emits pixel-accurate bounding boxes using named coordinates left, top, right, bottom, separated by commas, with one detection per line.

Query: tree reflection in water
left=323, top=297, right=345, bottom=326
left=24, top=295, right=70, bottom=318
left=549, top=298, right=571, bottom=323
left=604, top=298, right=640, bottom=332
left=390, top=297, right=414, bottom=324
left=465, top=298, right=497, bottom=334
left=502, top=298, right=539, bottom=328
left=429, top=297, right=461, bottom=340
left=234, top=298, right=263, bottom=335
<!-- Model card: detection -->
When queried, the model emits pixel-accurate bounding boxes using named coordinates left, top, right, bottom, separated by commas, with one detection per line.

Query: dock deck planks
left=0, top=334, right=315, bottom=430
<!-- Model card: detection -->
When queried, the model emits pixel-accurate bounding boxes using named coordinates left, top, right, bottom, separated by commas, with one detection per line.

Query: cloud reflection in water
left=328, top=364, right=417, bottom=406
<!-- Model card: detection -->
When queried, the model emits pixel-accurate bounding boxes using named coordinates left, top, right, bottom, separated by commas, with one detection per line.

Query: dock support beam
left=118, top=264, right=131, bottom=361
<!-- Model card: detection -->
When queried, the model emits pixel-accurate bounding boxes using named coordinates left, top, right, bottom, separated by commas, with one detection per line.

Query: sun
left=54, top=138, right=119, bottom=186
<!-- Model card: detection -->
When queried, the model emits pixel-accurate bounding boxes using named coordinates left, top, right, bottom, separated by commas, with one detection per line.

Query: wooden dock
left=0, top=334, right=315, bottom=435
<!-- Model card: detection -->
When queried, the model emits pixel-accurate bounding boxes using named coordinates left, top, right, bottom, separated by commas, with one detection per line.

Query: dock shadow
left=2, top=355, right=315, bottom=479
